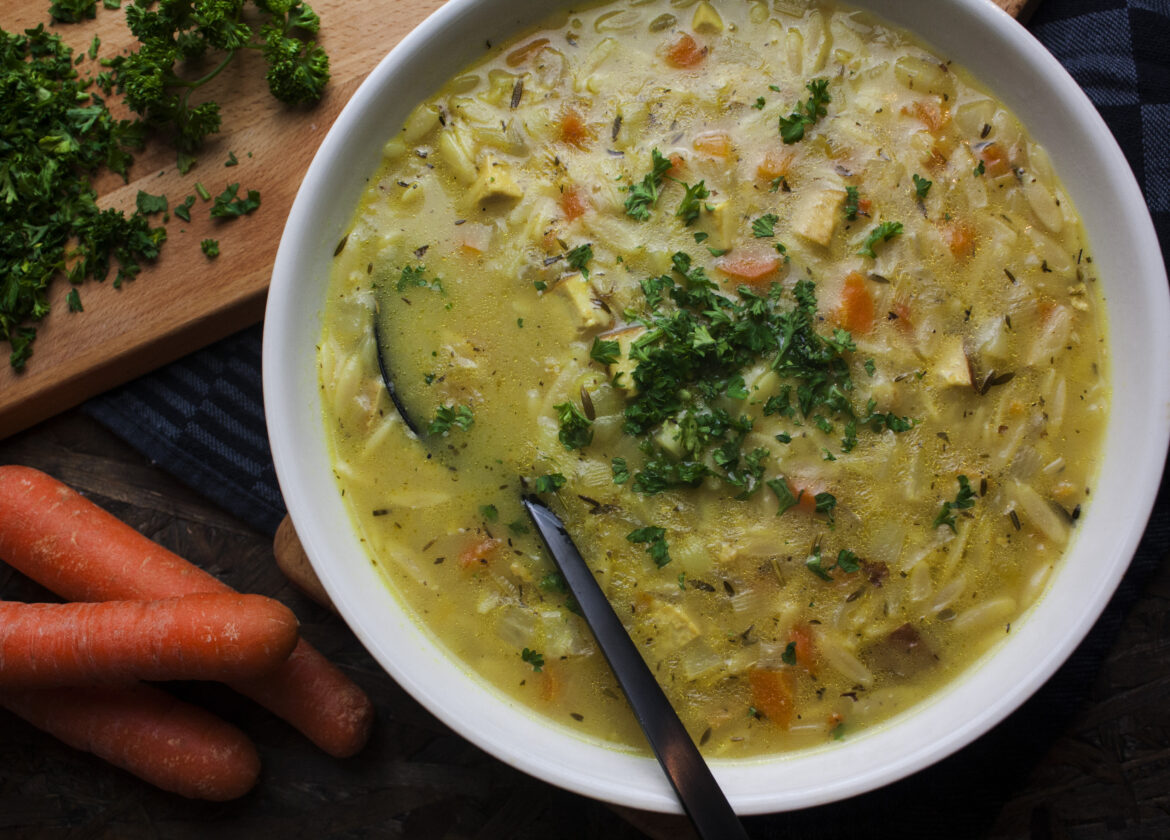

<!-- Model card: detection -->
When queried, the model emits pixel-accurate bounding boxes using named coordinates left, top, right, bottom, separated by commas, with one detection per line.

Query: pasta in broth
left=320, top=0, right=1108, bottom=755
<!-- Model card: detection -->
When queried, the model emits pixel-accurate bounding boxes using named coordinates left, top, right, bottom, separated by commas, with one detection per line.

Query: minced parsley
left=778, top=78, right=830, bottom=144
left=933, top=474, right=977, bottom=532
left=624, top=148, right=672, bottom=220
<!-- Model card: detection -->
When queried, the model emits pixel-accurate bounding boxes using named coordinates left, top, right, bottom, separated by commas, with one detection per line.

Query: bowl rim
left=263, top=0, right=1170, bottom=814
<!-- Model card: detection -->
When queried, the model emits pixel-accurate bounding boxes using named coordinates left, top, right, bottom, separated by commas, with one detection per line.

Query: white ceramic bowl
left=264, top=0, right=1170, bottom=814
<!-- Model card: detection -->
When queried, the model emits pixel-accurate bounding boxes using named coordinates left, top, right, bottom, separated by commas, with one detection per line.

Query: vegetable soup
left=318, top=0, right=1108, bottom=756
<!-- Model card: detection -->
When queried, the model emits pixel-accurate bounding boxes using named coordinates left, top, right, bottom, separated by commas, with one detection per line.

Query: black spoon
left=374, top=313, right=748, bottom=837
left=523, top=497, right=749, bottom=840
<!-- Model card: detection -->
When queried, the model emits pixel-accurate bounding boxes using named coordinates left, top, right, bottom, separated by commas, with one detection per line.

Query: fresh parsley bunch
left=107, top=0, right=330, bottom=171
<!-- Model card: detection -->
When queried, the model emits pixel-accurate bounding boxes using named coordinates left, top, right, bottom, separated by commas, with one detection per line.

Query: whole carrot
left=0, top=465, right=373, bottom=758
left=0, top=683, right=260, bottom=801
left=0, top=593, right=299, bottom=688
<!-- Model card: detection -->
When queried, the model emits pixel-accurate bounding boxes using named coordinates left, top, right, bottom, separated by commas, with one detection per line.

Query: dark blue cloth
left=83, top=1, right=1169, bottom=833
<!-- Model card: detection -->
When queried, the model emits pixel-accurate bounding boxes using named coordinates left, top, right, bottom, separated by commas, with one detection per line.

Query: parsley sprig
left=933, top=474, right=977, bottom=532
left=624, top=148, right=673, bottom=221
left=109, top=0, right=330, bottom=169
left=778, top=78, right=831, bottom=144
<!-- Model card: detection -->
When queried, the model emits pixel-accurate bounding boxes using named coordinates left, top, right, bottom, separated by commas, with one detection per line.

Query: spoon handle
left=523, top=497, right=749, bottom=840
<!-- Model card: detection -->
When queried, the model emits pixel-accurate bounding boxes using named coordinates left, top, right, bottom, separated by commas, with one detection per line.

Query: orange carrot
left=756, top=149, right=794, bottom=181
left=716, top=253, right=781, bottom=286
left=0, top=593, right=298, bottom=688
left=458, top=535, right=501, bottom=569
left=977, top=142, right=1012, bottom=177
left=907, top=100, right=950, bottom=135
left=692, top=130, right=731, bottom=158
left=748, top=668, right=794, bottom=727
left=939, top=218, right=977, bottom=259
left=0, top=466, right=373, bottom=758
left=0, top=683, right=259, bottom=800
left=662, top=32, right=706, bottom=68
left=834, top=271, right=875, bottom=334
left=559, top=108, right=592, bottom=149
left=787, top=623, right=817, bottom=673
left=559, top=185, right=589, bottom=222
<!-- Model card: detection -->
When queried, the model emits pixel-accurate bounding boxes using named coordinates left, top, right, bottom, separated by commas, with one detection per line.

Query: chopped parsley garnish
left=933, top=474, right=977, bottom=532
left=752, top=96, right=766, bottom=110
left=781, top=641, right=797, bottom=665
left=0, top=24, right=166, bottom=369
left=627, top=526, right=672, bottom=567
left=752, top=213, right=779, bottom=238
left=857, top=221, right=904, bottom=258
left=913, top=173, right=932, bottom=199
left=577, top=250, right=912, bottom=502
left=225, top=150, right=239, bottom=167
left=973, top=159, right=986, bottom=176
left=611, top=457, right=630, bottom=485
left=174, top=195, right=196, bottom=222
left=479, top=504, right=499, bottom=522
left=533, top=472, right=567, bottom=494
left=520, top=647, right=544, bottom=672
left=843, top=186, right=860, bottom=221
left=565, top=242, right=593, bottom=279
left=624, top=148, right=672, bottom=220
left=778, top=78, right=831, bottom=144
left=136, top=190, right=168, bottom=216
left=210, top=183, right=261, bottom=218
left=66, top=289, right=84, bottom=313
left=200, top=238, right=220, bottom=257
left=554, top=401, right=593, bottom=450
left=427, top=403, right=474, bottom=435
left=395, top=264, right=443, bottom=293
left=675, top=180, right=709, bottom=225
left=590, top=336, right=621, bottom=366
left=806, top=545, right=858, bottom=581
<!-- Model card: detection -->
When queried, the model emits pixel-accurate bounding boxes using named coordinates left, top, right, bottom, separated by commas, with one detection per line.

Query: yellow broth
left=319, top=0, right=1109, bottom=755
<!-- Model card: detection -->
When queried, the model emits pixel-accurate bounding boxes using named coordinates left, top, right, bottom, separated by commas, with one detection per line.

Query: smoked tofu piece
left=792, top=186, right=846, bottom=246
left=552, top=272, right=613, bottom=332
left=934, top=335, right=972, bottom=387
left=468, top=154, right=524, bottom=204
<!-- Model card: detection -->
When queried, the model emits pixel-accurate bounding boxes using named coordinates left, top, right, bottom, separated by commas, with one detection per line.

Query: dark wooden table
left=1, top=411, right=1167, bottom=839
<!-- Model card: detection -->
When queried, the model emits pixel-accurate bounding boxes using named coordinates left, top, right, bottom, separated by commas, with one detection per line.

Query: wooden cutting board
left=0, top=0, right=1027, bottom=440
left=0, top=0, right=447, bottom=439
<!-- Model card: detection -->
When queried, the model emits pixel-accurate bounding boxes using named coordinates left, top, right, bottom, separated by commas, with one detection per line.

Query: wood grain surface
left=0, top=0, right=447, bottom=439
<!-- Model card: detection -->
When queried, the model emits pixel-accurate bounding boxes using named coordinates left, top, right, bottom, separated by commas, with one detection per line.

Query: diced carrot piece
left=560, top=108, right=592, bottom=149
left=559, top=186, right=588, bottom=222
left=748, top=668, right=794, bottom=727
left=662, top=33, right=706, bottom=69
left=788, top=624, right=817, bottom=673
left=834, top=271, right=875, bottom=334
left=692, top=130, right=731, bottom=158
left=538, top=665, right=561, bottom=702
left=715, top=254, right=781, bottom=286
left=940, top=219, right=977, bottom=259
left=890, top=297, right=914, bottom=334
left=667, top=152, right=687, bottom=175
left=458, top=536, right=501, bottom=569
left=457, top=222, right=492, bottom=254
left=756, top=149, right=795, bottom=181
left=908, top=100, right=951, bottom=135
left=856, top=198, right=872, bottom=216
left=505, top=38, right=549, bottom=67
left=978, top=142, right=1012, bottom=177
left=926, top=146, right=948, bottom=169
left=782, top=479, right=820, bottom=515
